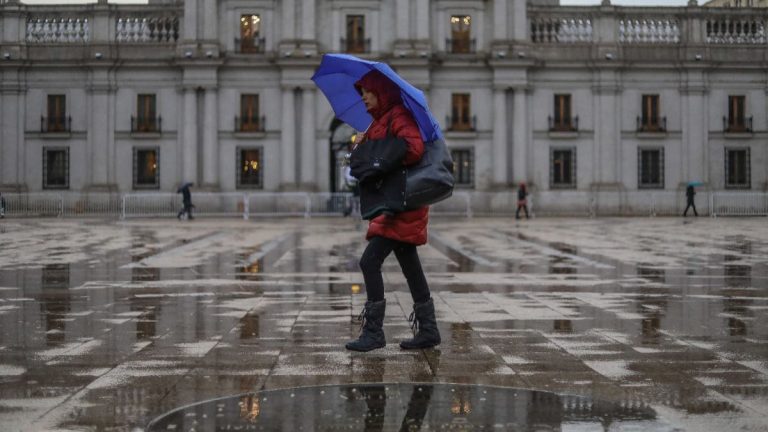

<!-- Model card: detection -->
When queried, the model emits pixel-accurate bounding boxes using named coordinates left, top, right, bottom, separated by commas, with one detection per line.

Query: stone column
left=282, top=0, right=296, bottom=40
left=511, top=0, right=527, bottom=40
left=512, top=87, right=528, bottom=184
left=183, top=0, right=198, bottom=40
left=300, top=88, right=316, bottom=188
left=202, top=0, right=217, bottom=41
left=86, top=68, right=116, bottom=190
left=202, top=88, right=218, bottom=188
left=492, top=87, right=508, bottom=186
left=90, top=90, right=110, bottom=186
left=682, top=87, right=707, bottom=185
left=0, top=88, right=24, bottom=189
left=281, top=87, right=297, bottom=187
left=493, top=0, right=508, bottom=41
left=182, top=88, right=198, bottom=184
left=594, top=86, right=620, bottom=184
left=301, top=0, right=315, bottom=41
left=396, top=0, right=409, bottom=40
left=415, top=0, right=429, bottom=40
left=331, top=10, right=341, bottom=51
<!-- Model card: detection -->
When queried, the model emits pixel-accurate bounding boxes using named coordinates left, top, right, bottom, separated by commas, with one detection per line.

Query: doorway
left=328, top=119, right=357, bottom=193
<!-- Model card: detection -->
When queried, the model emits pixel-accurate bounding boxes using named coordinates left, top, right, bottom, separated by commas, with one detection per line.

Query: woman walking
left=345, top=70, right=441, bottom=352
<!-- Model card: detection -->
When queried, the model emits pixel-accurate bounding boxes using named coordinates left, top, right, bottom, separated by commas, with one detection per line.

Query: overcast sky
left=19, top=0, right=697, bottom=6
left=561, top=0, right=692, bottom=4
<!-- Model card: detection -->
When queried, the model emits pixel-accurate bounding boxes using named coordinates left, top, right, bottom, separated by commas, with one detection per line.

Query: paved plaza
left=0, top=216, right=767, bottom=431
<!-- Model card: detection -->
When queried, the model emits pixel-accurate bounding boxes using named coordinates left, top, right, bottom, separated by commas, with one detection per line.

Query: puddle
left=147, top=383, right=674, bottom=431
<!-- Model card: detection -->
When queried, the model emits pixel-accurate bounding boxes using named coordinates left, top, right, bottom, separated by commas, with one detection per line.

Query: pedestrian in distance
left=683, top=184, right=698, bottom=217
left=342, top=142, right=361, bottom=218
left=0, top=192, right=6, bottom=218
left=345, top=70, right=441, bottom=352
left=515, top=182, right=529, bottom=220
left=176, top=182, right=194, bottom=220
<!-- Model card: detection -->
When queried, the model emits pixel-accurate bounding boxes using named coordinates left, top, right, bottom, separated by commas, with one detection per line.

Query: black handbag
left=358, top=138, right=455, bottom=220
left=349, top=137, right=408, bottom=183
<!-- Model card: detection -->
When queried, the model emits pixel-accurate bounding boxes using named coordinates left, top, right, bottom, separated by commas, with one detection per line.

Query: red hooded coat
left=354, top=70, right=429, bottom=245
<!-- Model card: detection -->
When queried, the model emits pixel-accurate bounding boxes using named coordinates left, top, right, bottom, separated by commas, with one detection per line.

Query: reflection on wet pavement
left=147, top=383, right=673, bottom=431
left=0, top=217, right=766, bottom=431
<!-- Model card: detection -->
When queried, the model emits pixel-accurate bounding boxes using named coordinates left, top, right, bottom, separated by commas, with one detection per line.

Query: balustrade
left=530, top=6, right=767, bottom=47
left=530, top=16, right=593, bottom=43
left=706, top=18, right=766, bottom=44
left=116, top=17, right=179, bottom=43
left=620, top=18, right=680, bottom=44
left=26, top=17, right=90, bottom=43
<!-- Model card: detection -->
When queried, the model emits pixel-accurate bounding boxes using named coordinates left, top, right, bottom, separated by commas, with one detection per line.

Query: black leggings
left=359, top=236, right=431, bottom=304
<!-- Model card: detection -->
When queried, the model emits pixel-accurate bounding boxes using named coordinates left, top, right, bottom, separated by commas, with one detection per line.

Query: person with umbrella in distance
left=683, top=181, right=701, bottom=217
left=177, top=182, right=194, bottom=220
left=313, top=55, right=442, bottom=352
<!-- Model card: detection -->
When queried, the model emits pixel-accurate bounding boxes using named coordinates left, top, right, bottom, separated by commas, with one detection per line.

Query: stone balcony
left=0, top=1, right=766, bottom=65
left=0, top=1, right=183, bottom=62
left=524, top=5, right=768, bottom=65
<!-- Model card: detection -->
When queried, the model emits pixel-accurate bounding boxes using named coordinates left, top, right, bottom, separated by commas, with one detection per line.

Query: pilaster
left=512, top=86, right=529, bottom=184
left=182, top=87, right=198, bottom=184
left=0, top=76, right=26, bottom=190
left=300, top=88, right=317, bottom=189
left=492, top=87, right=509, bottom=186
left=86, top=67, right=117, bottom=191
left=202, top=88, right=218, bottom=189
left=280, top=87, right=297, bottom=189
left=680, top=72, right=709, bottom=186
left=592, top=72, right=622, bottom=186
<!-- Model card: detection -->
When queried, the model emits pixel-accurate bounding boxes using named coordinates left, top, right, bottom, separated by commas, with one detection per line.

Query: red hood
left=354, top=70, right=402, bottom=120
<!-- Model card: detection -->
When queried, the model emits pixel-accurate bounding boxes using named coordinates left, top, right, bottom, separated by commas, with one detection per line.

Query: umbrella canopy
left=311, top=53, right=443, bottom=142
left=687, top=181, right=704, bottom=187
left=176, top=182, right=193, bottom=193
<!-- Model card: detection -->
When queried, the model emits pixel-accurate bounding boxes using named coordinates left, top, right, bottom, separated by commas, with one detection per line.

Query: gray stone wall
left=0, top=0, right=766, bottom=214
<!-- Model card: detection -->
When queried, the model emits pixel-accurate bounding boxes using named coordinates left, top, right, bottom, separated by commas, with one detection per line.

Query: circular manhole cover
left=147, top=383, right=674, bottom=431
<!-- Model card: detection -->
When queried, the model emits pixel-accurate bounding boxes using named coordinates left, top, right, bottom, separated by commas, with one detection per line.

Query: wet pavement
left=0, top=217, right=766, bottom=431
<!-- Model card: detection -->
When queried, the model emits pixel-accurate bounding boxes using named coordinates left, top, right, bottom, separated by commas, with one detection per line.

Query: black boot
left=346, top=300, right=386, bottom=352
left=400, top=298, right=441, bottom=350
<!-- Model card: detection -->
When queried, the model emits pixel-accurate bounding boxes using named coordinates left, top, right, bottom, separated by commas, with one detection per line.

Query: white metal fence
left=711, top=192, right=768, bottom=217
left=0, top=191, right=765, bottom=219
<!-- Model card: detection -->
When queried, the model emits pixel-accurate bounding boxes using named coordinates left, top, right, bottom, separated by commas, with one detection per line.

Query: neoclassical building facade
left=0, top=0, right=766, bottom=212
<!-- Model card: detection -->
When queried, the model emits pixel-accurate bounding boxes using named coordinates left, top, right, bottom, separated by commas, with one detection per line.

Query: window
left=135, top=94, right=158, bottom=132
left=551, top=94, right=576, bottom=131
left=43, top=147, right=69, bottom=189
left=239, top=95, right=262, bottom=132
left=345, top=15, right=366, bottom=53
left=638, top=148, right=664, bottom=189
left=450, top=93, right=473, bottom=131
left=550, top=148, right=576, bottom=188
left=451, top=149, right=474, bottom=187
left=727, top=95, right=747, bottom=132
left=239, top=14, right=262, bottom=53
left=133, top=148, right=159, bottom=189
left=640, top=94, right=663, bottom=131
left=450, top=15, right=472, bottom=53
left=46, top=95, right=67, bottom=132
left=725, top=148, right=750, bottom=189
left=237, top=147, right=263, bottom=189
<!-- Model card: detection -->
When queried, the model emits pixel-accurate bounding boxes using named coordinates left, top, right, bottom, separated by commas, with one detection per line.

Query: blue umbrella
left=687, top=181, right=704, bottom=187
left=311, top=53, right=443, bottom=142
